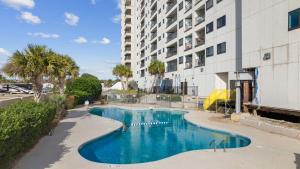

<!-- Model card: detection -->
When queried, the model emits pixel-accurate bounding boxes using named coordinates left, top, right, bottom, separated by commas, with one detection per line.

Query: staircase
left=203, top=89, right=235, bottom=110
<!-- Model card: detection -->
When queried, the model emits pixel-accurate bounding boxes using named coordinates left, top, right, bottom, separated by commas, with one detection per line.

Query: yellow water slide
left=203, top=89, right=236, bottom=110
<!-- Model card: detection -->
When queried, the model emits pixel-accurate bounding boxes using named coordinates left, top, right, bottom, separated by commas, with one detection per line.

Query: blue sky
left=0, top=0, right=121, bottom=79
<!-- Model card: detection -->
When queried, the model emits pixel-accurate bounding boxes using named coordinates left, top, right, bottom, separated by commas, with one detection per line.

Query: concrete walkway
left=14, top=105, right=300, bottom=169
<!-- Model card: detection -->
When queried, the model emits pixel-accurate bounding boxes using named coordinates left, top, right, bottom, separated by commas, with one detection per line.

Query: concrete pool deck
left=14, top=105, right=300, bottom=169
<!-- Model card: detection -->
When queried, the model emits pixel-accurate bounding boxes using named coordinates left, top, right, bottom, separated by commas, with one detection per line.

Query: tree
left=2, top=44, right=51, bottom=102
left=47, top=53, right=79, bottom=95
left=148, top=60, right=165, bottom=93
left=112, top=64, right=132, bottom=90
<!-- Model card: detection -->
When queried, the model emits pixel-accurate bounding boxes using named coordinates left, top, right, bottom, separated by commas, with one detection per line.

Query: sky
left=0, top=0, right=122, bottom=79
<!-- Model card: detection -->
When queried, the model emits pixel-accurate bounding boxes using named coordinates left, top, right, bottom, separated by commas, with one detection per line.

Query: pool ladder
left=209, top=139, right=227, bottom=152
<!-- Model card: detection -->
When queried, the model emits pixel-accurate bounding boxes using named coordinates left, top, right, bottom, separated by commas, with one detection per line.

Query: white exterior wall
left=242, top=0, right=300, bottom=110
left=121, top=0, right=242, bottom=97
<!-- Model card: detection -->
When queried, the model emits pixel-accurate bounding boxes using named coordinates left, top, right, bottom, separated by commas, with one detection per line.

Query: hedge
left=0, top=101, right=57, bottom=169
left=65, top=74, right=102, bottom=105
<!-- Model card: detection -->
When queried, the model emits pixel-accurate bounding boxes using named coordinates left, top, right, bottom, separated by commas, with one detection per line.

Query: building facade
left=242, top=0, right=300, bottom=111
left=121, top=0, right=300, bottom=111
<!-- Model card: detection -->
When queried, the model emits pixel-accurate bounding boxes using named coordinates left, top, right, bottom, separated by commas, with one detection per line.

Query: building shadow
left=295, top=153, right=300, bottom=169
left=14, top=121, right=76, bottom=169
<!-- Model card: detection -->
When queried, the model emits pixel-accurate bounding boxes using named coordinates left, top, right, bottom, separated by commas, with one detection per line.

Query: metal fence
left=104, top=90, right=204, bottom=109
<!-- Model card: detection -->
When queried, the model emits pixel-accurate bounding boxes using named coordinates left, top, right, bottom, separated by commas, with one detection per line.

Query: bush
left=128, top=80, right=138, bottom=90
left=0, top=101, right=57, bottom=169
left=65, top=74, right=102, bottom=105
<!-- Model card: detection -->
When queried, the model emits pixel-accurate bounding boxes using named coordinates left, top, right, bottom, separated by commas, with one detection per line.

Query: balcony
left=151, top=17, right=157, bottom=28
left=194, top=0, right=202, bottom=5
left=125, top=54, right=131, bottom=60
left=125, top=9, right=131, bottom=16
left=151, top=31, right=157, bottom=40
left=185, top=0, right=192, bottom=12
left=140, top=60, right=145, bottom=68
left=151, top=54, right=157, bottom=61
left=141, top=40, right=145, bottom=48
left=125, top=0, right=131, bottom=6
left=166, top=44, right=177, bottom=58
left=195, top=5, right=205, bottom=26
left=195, top=50, right=205, bottom=67
left=185, top=35, right=193, bottom=51
left=151, top=3, right=157, bottom=16
left=151, top=42, right=157, bottom=52
left=125, top=63, right=131, bottom=69
left=185, top=17, right=193, bottom=31
left=166, top=28, right=177, bottom=43
left=185, top=55, right=193, bottom=69
left=141, top=50, right=145, bottom=58
left=166, top=0, right=177, bottom=13
left=167, top=59, right=178, bottom=72
left=125, top=37, right=131, bottom=43
left=166, top=15, right=177, bottom=28
left=195, top=28, right=205, bottom=47
left=125, top=47, right=131, bottom=52
left=141, top=0, right=145, bottom=9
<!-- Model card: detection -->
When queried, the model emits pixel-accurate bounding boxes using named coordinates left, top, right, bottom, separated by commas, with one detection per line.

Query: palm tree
left=148, top=60, right=165, bottom=93
left=2, top=44, right=51, bottom=102
left=47, top=53, right=79, bottom=95
left=112, top=64, right=132, bottom=90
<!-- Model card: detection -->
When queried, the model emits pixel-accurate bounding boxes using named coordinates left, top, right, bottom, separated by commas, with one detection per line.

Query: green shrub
left=65, top=74, right=102, bottom=105
left=0, top=101, right=57, bottom=169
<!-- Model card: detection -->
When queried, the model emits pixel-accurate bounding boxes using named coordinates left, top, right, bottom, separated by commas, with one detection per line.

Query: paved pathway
left=14, top=105, right=300, bottom=169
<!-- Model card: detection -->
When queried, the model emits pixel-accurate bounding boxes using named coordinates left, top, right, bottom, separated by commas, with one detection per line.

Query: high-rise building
left=120, top=0, right=300, bottom=113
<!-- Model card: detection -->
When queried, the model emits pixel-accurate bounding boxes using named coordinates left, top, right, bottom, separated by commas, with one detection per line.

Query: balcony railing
left=125, top=48, right=131, bottom=52
left=166, top=49, right=177, bottom=58
left=167, top=17, right=177, bottom=27
left=166, top=33, right=177, bottom=42
left=140, top=62, right=145, bottom=68
left=195, top=16, right=205, bottom=25
left=151, top=45, right=157, bottom=52
left=185, top=42, right=193, bottom=51
left=195, top=0, right=202, bottom=5
left=141, top=53, right=145, bottom=58
left=185, top=21, right=193, bottom=31
left=195, top=37, right=205, bottom=47
left=166, top=1, right=176, bottom=13
left=151, top=32, right=157, bottom=40
left=185, top=1, right=192, bottom=12
left=125, top=56, right=131, bottom=60
left=141, top=42, right=145, bottom=48
left=185, top=62, right=193, bottom=69
left=151, top=21, right=157, bottom=28
left=195, top=58, right=205, bottom=67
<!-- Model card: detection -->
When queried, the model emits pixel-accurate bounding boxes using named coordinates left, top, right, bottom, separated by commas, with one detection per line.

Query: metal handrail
left=209, top=139, right=216, bottom=152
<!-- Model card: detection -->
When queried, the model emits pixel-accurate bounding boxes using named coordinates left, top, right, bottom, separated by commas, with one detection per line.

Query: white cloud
left=64, top=12, right=79, bottom=26
left=117, top=0, right=121, bottom=9
left=112, top=14, right=121, bottom=23
left=93, top=37, right=111, bottom=45
left=90, top=0, right=96, bottom=5
left=1, top=0, right=34, bottom=10
left=74, top=36, right=87, bottom=44
left=0, top=48, right=11, bottom=57
left=20, top=11, right=41, bottom=24
left=28, top=32, right=59, bottom=39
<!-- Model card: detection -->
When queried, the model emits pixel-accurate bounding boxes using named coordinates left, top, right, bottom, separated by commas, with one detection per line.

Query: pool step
left=130, top=122, right=170, bottom=127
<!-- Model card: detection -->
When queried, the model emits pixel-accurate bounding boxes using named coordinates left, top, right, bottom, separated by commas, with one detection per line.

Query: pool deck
left=14, top=104, right=300, bottom=169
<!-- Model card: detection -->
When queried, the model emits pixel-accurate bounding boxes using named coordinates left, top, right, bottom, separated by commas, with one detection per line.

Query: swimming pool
left=79, top=107, right=251, bottom=164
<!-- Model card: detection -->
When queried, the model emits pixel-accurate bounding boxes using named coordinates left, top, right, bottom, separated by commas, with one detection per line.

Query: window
left=179, top=2, right=183, bottom=11
left=216, top=0, right=222, bottom=3
left=206, top=46, right=214, bottom=57
left=217, top=42, right=226, bottom=54
left=179, top=38, right=183, bottom=46
left=179, top=20, right=184, bottom=29
left=179, top=56, right=183, bottom=64
left=206, top=22, right=214, bottom=33
left=289, top=8, right=300, bottom=31
left=206, top=0, right=213, bottom=10
left=217, top=15, right=226, bottom=29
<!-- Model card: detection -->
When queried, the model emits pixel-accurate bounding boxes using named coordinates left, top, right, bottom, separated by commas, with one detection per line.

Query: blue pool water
left=79, top=107, right=251, bottom=164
